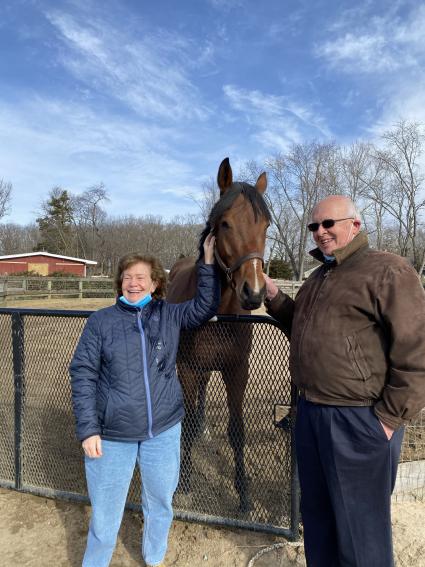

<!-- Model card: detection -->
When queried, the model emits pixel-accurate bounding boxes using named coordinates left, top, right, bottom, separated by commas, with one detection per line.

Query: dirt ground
left=0, top=487, right=423, bottom=567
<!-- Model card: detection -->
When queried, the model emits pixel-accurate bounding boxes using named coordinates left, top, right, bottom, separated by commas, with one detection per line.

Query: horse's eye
left=221, top=220, right=230, bottom=230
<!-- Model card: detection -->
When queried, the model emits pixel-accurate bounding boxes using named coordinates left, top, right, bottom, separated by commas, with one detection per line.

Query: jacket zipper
left=137, top=311, right=154, bottom=439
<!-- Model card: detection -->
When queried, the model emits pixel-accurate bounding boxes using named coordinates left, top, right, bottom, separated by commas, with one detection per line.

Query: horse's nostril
left=242, top=282, right=251, bottom=297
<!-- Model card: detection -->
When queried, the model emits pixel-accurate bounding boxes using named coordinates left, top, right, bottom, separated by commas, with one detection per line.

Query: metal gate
left=0, top=308, right=299, bottom=539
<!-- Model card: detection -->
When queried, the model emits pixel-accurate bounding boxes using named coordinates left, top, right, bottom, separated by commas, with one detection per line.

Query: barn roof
left=0, top=252, right=97, bottom=265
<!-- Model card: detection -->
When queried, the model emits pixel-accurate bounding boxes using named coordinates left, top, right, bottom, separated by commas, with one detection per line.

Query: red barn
left=0, top=252, right=97, bottom=277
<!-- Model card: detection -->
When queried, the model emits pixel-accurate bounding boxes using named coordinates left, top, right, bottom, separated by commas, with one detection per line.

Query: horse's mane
left=197, top=182, right=271, bottom=261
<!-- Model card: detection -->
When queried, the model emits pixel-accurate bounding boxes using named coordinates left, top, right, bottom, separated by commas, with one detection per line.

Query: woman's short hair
left=115, top=253, right=167, bottom=299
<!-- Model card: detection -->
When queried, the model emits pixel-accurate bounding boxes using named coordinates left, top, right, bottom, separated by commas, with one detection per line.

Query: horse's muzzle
left=239, top=282, right=266, bottom=311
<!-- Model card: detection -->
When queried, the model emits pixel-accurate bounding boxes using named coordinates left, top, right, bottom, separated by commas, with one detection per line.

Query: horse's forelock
left=197, top=182, right=271, bottom=261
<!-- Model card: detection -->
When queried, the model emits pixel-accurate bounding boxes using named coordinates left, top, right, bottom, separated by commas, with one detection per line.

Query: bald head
left=312, top=195, right=360, bottom=221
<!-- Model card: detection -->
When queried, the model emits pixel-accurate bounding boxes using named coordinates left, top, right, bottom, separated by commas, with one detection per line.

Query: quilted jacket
left=70, top=263, right=220, bottom=442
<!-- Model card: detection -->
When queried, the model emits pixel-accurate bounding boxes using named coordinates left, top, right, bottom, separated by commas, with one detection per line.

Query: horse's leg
left=195, top=373, right=210, bottom=438
left=223, top=363, right=252, bottom=513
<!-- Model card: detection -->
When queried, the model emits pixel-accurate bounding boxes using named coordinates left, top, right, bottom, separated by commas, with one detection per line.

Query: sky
left=1, top=0, right=425, bottom=225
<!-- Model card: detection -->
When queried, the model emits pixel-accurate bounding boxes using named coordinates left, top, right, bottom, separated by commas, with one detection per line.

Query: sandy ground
left=0, top=487, right=424, bottom=567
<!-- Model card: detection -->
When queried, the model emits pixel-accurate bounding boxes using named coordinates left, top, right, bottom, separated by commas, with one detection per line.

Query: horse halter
left=214, top=246, right=264, bottom=283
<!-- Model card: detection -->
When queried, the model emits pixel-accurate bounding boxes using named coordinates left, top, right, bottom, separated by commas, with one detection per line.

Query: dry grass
left=2, top=296, right=269, bottom=315
left=2, top=297, right=115, bottom=311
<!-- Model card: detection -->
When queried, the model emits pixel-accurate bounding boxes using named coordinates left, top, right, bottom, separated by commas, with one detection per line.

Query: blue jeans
left=82, top=422, right=181, bottom=567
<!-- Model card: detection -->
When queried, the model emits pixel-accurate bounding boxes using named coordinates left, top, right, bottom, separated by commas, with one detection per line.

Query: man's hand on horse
left=204, top=233, right=216, bottom=264
left=82, top=435, right=103, bottom=458
left=263, top=273, right=279, bottom=300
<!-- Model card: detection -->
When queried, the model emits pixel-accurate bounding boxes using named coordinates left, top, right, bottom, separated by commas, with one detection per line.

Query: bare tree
left=0, top=223, right=39, bottom=254
left=265, top=142, right=339, bottom=280
left=367, top=121, right=425, bottom=271
left=190, top=176, right=218, bottom=222
left=337, top=142, right=388, bottom=249
left=0, top=179, right=12, bottom=220
left=71, top=183, right=109, bottom=259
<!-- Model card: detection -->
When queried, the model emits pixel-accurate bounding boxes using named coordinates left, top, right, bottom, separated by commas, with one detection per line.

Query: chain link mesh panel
left=0, top=314, right=15, bottom=484
left=0, top=309, right=297, bottom=535
left=20, top=314, right=88, bottom=494
left=3, top=309, right=423, bottom=533
left=0, top=309, right=425, bottom=531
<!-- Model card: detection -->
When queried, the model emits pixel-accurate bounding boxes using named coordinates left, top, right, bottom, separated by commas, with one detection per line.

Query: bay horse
left=167, top=157, right=271, bottom=512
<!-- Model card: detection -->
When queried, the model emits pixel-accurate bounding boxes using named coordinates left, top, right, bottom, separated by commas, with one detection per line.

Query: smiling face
left=121, top=261, right=157, bottom=303
left=311, top=195, right=361, bottom=256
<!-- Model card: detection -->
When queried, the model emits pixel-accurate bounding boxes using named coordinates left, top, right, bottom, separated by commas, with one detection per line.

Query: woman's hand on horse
left=203, top=233, right=216, bottom=264
left=82, top=435, right=103, bottom=458
left=263, top=273, right=279, bottom=300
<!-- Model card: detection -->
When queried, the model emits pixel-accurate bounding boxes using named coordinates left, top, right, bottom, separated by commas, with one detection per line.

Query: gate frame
left=0, top=307, right=300, bottom=540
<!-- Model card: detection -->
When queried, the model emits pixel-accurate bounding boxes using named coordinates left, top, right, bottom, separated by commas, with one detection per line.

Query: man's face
left=311, top=199, right=360, bottom=256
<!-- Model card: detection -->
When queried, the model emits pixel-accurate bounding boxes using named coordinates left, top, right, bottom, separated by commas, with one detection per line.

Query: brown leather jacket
left=266, top=232, right=425, bottom=429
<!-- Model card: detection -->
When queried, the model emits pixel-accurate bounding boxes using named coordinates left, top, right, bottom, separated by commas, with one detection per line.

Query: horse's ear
left=217, top=157, right=233, bottom=195
left=255, top=172, right=267, bottom=194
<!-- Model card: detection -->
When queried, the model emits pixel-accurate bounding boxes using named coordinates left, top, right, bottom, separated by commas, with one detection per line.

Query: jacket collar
left=115, top=297, right=156, bottom=316
left=309, top=231, right=369, bottom=265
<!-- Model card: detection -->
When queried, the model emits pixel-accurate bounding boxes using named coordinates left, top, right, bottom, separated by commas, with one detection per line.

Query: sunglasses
left=307, top=217, right=354, bottom=232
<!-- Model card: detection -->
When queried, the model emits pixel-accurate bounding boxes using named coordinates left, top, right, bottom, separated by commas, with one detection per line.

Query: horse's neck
left=218, top=284, right=250, bottom=315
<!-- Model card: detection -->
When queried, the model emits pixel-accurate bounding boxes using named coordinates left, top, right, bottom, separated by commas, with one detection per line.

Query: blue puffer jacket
left=70, top=263, right=219, bottom=442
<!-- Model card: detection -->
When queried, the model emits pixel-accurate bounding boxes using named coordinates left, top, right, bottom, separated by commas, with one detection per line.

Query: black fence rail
left=0, top=308, right=300, bottom=539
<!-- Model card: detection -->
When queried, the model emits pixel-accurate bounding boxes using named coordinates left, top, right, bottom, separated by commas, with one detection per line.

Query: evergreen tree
left=35, top=188, right=74, bottom=254
left=267, top=257, right=293, bottom=279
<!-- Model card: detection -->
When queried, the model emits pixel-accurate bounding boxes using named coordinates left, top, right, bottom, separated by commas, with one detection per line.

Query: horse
left=167, top=157, right=271, bottom=513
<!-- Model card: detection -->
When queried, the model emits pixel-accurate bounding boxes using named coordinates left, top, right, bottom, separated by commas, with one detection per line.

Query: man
left=264, top=195, right=425, bottom=567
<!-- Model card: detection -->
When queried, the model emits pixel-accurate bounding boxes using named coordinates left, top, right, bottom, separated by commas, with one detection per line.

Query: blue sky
left=1, top=0, right=424, bottom=225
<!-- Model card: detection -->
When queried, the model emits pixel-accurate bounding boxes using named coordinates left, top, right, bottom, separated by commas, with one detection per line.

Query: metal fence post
left=290, top=383, right=301, bottom=540
left=11, top=312, right=24, bottom=491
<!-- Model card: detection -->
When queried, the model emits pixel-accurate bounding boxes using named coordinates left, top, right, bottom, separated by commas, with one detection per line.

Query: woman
left=70, top=234, right=219, bottom=567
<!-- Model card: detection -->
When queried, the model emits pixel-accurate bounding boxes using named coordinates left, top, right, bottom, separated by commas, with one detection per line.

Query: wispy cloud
left=45, top=10, right=210, bottom=121
left=207, top=0, right=245, bottom=10
left=223, top=84, right=331, bottom=150
left=0, top=96, right=201, bottom=223
left=315, top=4, right=425, bottom=74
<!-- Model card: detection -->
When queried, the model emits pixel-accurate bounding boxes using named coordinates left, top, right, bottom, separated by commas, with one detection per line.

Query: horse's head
left=200, top=157, right=271, bottom=311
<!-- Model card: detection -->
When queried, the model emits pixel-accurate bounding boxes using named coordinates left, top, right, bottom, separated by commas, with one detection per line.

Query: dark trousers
left=296, top=398, right=404, bottom=567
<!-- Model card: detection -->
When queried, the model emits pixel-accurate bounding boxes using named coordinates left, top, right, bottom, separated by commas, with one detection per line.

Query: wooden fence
left=0, top=276, right=304, bottom=304
left=274, top=279, right=303, bottom=298
left=0, top=276, right=115, bottom=303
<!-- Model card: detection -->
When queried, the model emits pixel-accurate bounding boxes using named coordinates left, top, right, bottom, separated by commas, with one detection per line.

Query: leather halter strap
left=214, top=248, right=264, bottom=282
